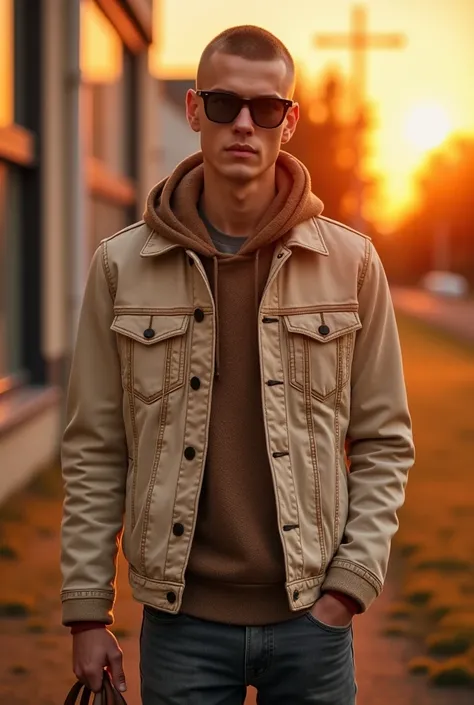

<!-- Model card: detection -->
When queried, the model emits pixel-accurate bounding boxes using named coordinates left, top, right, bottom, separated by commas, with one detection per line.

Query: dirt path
left=391, top=287, right=474, bottom=343
left=0, top=474, right=472, bottom=705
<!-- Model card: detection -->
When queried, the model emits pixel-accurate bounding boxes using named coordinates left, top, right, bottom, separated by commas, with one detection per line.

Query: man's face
left=186, top=52, right=299, bottom=183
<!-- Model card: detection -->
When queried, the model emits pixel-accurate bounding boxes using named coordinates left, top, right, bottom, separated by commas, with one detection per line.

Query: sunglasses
left=196, top=90, right=294, bottom=129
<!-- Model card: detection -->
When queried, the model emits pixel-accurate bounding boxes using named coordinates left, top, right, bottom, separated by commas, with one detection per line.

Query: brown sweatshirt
left=143, top=151, right=324, bottom=624
left=70, top=151, right=359, bottom=633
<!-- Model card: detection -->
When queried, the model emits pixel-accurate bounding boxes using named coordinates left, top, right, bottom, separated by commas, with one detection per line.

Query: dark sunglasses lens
left=251, top=98, right=287, bottom=128
left=205, top=93, right=242, bottom=123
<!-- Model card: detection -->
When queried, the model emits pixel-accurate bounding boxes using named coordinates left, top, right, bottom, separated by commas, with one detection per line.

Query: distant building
left=0, top=0, right=159, bottom=501
left=158, top=79, right=200, bottom=176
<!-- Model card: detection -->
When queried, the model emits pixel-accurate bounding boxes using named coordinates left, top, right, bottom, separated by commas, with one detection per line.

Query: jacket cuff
left=62, top=598, right=113, bottom=626
left=321, top=564, right=380, bottom=612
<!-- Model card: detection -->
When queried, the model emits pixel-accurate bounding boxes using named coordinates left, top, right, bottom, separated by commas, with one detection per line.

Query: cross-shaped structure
left=314, top=4, right=406, bottom=110
left=313, top=5, right=407, bottom=229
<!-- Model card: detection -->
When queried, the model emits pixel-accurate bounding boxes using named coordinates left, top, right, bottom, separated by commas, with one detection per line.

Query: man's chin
left=218, top=162, right=260, bottom=184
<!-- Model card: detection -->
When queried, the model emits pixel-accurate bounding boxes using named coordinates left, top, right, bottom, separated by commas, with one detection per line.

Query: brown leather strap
left=80, top=686, right=92, bottom=705
left=102, top=675, right=116, bottom=705
left=64, top=681, right=86, bottom=705
left=92, top=689, right=102, bottom=705
left=64, top=671, right=128, bottom=705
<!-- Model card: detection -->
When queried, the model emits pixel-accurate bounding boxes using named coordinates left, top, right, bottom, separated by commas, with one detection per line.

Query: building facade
left=0, top=0, right=161, bottom=501
left=159, top=79, right=200, bottom=176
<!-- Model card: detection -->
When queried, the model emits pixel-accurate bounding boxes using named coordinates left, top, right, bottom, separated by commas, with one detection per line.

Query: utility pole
left=314, top=5, right=406, bottom=231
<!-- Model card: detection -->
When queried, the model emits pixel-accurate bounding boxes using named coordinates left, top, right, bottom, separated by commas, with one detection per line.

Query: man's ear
left=186, top=89, right=201, bottom=133
left=281, top=102, right=299, bottom=144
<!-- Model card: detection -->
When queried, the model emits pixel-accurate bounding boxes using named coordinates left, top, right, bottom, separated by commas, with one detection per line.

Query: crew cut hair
left=197, top=25, right=295, bottom=95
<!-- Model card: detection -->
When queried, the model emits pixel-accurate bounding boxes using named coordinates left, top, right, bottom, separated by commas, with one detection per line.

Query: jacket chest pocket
left=284, top=311, right=362, bottom=401
left=111, top=314, right=189, bottom=404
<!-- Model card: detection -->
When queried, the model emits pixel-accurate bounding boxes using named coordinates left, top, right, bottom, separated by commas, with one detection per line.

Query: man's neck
left=201, top=162, right=277, bottom=237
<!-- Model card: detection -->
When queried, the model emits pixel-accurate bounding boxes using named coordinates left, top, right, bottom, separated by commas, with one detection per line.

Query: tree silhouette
left=286, top=69, right=374, bottom=226
left=384, top=135, right=474, bottom=286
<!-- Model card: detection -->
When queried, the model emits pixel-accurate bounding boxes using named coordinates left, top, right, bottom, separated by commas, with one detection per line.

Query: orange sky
left=150, top=0, right=474, bottom=228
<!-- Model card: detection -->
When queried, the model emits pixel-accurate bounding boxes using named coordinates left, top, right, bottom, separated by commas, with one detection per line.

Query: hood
left=143, top=150, right=324, bottom=257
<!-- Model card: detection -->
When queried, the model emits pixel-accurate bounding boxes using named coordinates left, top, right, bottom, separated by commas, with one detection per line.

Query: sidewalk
left=0, top=471, right=472, bottom=705
left=391, top=287, right=474, bottom=343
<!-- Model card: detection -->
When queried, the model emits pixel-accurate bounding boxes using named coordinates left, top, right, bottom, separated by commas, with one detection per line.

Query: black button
left=262, top=316, right=279, bottom=323
left=184, top=446, right=196, bottom=461
left=166, top=591, right=176, bottom=604
left=190, top=376, right=201, bottom=390
left=194, top=308, right=205, bottom=322
left=173, top=523, right=184, bottom=537
left=143, top=328, right=155, bottom=339
left=293, top=590, right=300, bottom=601
left=318, top=324, right=330, bottom=336
left=267, top=380, right=283, bottom=386
left=277, top=252, right=284, bottom=259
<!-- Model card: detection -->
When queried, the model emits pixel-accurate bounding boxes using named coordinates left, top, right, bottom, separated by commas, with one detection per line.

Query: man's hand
left=311, top=593, right=353, bottom=628
left=73, top=628, right=127, bottom=693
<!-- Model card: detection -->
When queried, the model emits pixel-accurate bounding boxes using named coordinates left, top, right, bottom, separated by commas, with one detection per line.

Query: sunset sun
left=404, top=103, right=452, bottom=152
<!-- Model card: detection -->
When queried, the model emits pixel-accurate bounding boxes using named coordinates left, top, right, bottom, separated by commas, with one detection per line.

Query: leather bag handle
left=64, top=670, right=127, bottom=705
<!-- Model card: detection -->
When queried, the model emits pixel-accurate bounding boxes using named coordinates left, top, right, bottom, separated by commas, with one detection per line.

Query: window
left=0, top=0, right=42, bottom=384
left=81, top=0, right=137, bottom=260
left=81, top=0, right=126, bottom=173
left=0, top=0, right=20, bottom=380
left=0, top=164, right=22, bottom=378
left=81, top=0, right=136, bottom=177
left=0, top=0, right=14, bottom=128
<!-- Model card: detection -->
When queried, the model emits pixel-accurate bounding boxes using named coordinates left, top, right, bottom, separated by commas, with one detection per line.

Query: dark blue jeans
left=140, top=606, right=357, bottom=704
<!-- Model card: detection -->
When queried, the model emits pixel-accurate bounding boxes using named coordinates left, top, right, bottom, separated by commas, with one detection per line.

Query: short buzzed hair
left=197, top=25, right=295, bottom=96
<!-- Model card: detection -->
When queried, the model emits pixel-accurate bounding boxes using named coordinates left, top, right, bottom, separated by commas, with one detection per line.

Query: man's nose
left=233, top=105, right=254, bottom=132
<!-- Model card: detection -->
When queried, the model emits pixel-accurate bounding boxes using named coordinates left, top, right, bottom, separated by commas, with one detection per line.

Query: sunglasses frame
left=196, top=90, right=294, bottom=129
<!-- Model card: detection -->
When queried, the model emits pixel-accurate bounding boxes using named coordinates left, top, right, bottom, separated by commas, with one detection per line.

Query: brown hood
left=143, top=150, right=324, bottom=256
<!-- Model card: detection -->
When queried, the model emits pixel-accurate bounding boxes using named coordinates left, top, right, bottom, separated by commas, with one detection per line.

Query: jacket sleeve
left=60, top=242, right=127, bottom=625
left=321, top=240, right=415, bottom=611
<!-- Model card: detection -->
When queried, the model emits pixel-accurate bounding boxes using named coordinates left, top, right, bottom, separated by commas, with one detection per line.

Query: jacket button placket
left=260, top=282, right=302, bottom=585
left=170, top=257, right=216, bottom=601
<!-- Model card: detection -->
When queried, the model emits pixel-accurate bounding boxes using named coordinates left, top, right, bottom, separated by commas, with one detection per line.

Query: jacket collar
left=283, top=218, right=329, bottom=256
left=140, top=229, right=180, bottom=257
left=140, top=217, right=329, bottom=258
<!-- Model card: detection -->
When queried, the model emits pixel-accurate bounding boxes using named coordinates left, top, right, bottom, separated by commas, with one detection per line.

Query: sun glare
left=404, top=103, right=452, bottom=152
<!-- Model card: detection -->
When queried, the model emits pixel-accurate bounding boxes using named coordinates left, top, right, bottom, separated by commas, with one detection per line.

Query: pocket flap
left=284, top=310, right=361, bottom=343
left=111, top=314, right=189, bottom=345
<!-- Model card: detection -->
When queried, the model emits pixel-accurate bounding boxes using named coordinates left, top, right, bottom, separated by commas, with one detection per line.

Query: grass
left=408, top=657, right=434, bottom=676
left=430, top=658, right=474, bottom=688
left=0, top=544, right=18, bottom=560
left=9, top=665, right=29, bottom=676
left=26, top=622, right=47, bottom=634
left=427, top=633, right=472, bottom=657
left=387, top=314, right=474, bottom=687
left=0, top=464, right=64, bottom=631
left=0, top=602, right=32, bottom=619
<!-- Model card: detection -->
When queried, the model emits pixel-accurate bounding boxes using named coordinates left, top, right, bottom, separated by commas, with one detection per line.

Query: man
left=61, top=25, right=414, bottom=705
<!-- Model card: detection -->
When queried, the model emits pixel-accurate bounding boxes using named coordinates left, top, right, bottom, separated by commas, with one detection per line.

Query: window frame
left=83, top=10, right=138, bottom=210
left=0, top=0, right=44, bottom=391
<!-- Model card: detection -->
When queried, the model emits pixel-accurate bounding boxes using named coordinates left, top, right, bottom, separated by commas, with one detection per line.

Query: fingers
left=74, top=664, right=104, bottom=693
left=72, top=630, right=104, bottom=693
left=107, top=646, right=127, bottom=693
left=72, top=628, right=126, bottom=695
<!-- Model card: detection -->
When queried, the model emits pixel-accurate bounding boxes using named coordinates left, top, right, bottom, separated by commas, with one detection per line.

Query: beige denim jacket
left=60, top=215, right=414, bottom=624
